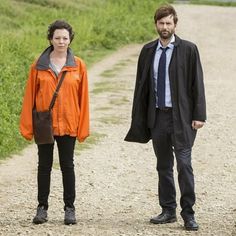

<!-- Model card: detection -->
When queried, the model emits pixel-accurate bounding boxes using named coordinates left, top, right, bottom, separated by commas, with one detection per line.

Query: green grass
left=92, top=80, right=128, bottom=95
left=91, top=81, right=118, bottom=94
left=100, top=69, right=119, bottom=78
left=98, top=116, right=123, bottom=125
left=92, top=59, right=132, bottom=94
left=110, top=97, right=130, bottom=106
left=75, top=132, right=107, bottom=154
left=0, top=0, right=170, bottom=159
left=99, top=59, right=133, bottom=78
left=190, top=0, right=236, bottom=6
left=95, top=106, right=112, bottom=111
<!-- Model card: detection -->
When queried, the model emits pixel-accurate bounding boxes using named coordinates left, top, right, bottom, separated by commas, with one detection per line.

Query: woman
left=20, top=20, right=89, bottom=225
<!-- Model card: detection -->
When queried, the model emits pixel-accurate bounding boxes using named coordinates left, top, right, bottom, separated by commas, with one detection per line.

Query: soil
left=0, top=4, right=236, bottom=236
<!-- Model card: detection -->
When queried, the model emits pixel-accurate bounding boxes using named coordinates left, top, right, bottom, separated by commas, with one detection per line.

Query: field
left=0, top=0, right=170, bottom=159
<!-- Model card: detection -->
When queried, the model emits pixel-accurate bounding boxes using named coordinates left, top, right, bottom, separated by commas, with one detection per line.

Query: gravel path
left=0, top=4, right=236, bottom=236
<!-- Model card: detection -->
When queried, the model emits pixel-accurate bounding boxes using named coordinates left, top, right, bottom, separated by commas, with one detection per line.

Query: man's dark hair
left=154, top=5, right=178, bottom=24
left=47, top=20, right=74, bottom=43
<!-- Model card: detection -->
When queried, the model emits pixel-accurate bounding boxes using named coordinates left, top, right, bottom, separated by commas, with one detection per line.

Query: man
left=125, top=5, right=206, bottom=231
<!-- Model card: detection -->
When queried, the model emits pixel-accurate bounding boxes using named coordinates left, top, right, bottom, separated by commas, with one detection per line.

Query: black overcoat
left=125, top=35, right=206, bottom=149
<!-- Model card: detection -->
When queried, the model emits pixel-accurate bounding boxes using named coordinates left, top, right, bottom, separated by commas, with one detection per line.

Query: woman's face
left=50, top=29, right=70, bottom=53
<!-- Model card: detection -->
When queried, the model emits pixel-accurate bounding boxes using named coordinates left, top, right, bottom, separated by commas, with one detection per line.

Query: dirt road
left=0, top=4, right=236, bottom=236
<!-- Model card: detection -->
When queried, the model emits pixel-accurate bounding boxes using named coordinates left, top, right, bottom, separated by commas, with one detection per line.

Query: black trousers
left=151, top=109, right=195, bottom=220
left=37, top=135, right=76, bottom=210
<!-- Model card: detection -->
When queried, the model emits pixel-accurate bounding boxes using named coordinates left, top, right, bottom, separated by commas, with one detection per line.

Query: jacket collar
left=146, top=34, right=181, bottom=49
left=36, top=45, right=76, bottom=70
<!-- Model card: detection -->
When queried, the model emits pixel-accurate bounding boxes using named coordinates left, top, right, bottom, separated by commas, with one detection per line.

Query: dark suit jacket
left=125, top=35, right=206, bottom=149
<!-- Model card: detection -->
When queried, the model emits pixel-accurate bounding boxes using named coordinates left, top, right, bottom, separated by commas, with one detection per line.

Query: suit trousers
left=151, top=109, right=195, bottom=220
left=37, top=135, right=76, bottom=210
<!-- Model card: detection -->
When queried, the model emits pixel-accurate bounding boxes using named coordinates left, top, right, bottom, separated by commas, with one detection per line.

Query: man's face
left=155, top=14, right=176, bottom=40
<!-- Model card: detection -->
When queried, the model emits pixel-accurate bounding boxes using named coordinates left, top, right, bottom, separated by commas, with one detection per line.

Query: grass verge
left=190, top=0, right=236, bottom=6
left=0, top=0, right=170, bottom=159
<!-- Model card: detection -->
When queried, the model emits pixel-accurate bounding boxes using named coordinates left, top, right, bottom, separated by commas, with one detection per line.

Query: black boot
left=33, top=206, right=48, bottom=224
left=64, top=207, right=77, bottom=225
left=150, top=210, right=177, bottom=224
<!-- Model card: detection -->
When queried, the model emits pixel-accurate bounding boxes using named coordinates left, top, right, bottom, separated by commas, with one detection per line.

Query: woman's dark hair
left=154, top=5, right=178, bottom=24
left=47, top=20, right=75, bottom=43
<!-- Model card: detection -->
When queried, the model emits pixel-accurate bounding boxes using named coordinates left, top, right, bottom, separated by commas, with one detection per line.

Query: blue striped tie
left=157, top=47, right=168, bottom=109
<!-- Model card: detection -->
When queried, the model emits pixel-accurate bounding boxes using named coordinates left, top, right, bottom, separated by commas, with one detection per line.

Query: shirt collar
left=157, top=34, right=175, bottom=51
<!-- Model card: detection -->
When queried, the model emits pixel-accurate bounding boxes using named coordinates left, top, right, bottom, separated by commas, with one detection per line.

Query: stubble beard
left=158, top=29, right=174, bottom=41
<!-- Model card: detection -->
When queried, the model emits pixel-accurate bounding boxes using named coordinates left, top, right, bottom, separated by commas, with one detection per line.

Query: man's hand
left=192, top=120, right=205, bottom=130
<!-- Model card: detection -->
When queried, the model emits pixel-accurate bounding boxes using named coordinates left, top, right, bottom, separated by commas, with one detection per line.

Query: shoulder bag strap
left=49, top=71, right=67, bottom=110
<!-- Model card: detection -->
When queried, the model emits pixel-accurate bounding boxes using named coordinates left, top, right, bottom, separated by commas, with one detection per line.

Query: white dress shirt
left=153, top=35, right=175, bottom=108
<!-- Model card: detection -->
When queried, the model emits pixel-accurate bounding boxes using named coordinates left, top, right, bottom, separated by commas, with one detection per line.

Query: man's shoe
left=184, top=218, right=199, bottom=231
left=64, top=207, right=77, bottom=225
left=150, top=211, right=177, bottom=224
left=33, top=206, right=48, bottom=224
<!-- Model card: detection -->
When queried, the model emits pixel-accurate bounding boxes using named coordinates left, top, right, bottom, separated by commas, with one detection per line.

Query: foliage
left=0, top=0, right=169, bottom=159
left=190, top=0, right=236, bottom=6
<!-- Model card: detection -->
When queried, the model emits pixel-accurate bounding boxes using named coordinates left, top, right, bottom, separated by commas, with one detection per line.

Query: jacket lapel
left=140, top=39, right=158, bottom=89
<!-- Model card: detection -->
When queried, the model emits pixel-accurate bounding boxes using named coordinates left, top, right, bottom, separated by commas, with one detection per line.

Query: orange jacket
left=20, top=46, right=89, bottom=142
